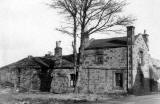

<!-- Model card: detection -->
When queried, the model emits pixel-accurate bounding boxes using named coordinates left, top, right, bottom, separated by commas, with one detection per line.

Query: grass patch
left=15, top=98, right=90, bottom=104
left=13, top=93, right=91, bottom=104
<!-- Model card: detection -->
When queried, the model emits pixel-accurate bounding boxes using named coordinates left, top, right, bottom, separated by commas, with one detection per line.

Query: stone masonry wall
left=132, top=35, right=150, bottom=94
left=83, top=47, right=127, bottom=69
left=50, top=69, right=74, bottom=93
left=79, top=47, right=128, bottom=93
left=19, top=68, right=40, bottom=91
left=79, top=68, right=127, bottom=93
left=0, top=69, right=16, bottom=87
left=0, top=68, right=40, bottom=91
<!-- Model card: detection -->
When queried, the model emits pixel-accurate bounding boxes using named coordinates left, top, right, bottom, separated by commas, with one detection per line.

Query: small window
left=115, top=73, right=123, bottom=88
left=70, top=74, right=76, bottom=87
left=139, top=51, right=144, bottom=65
left=96, top=55, right=104, bottom=64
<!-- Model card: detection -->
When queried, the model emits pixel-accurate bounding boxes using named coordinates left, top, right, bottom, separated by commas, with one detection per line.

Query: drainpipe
left=127, top=46, right=129, bottom=92
left=17, top=67, right=21, bottom=92
left=88, top=68, right=90, bottom=93
left=127, top=26, right=135, bottom=93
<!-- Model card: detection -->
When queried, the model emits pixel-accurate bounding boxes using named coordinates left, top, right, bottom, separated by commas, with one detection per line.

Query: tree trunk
left=73, top=17, right=78, bottom=92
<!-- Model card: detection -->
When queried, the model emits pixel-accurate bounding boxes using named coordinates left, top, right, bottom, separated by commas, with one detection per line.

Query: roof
left=0, top=54, right=75, bottom=71
left=0, top=56, right=55, bottom=70
left=60, top=59, right=74, bottom=68
left=53, top=54, right=75, bottom=69
left=85, top=35, right=139, bottom=49
left=34, top=57, right=55, bottom=68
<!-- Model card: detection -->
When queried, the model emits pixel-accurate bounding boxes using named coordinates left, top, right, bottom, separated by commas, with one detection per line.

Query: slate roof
left=0, top=56, right=55, bottom=70
left=62, top=54, right=74, bottom=63
left=0, top=54, right=75, bottom=71
left=60, top=59, right=74, bottom=68
left=33, top=57, right=55, bottom=68
left=85, top=35, right=139, bottom=49
left=53, top=54, right=75, bottom=69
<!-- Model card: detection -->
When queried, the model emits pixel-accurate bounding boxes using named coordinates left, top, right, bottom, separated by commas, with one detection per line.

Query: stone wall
left=0, top=69, right=16, bottom=88
left=50, top=76, right=69, bottom=93
left=79, top=68, right=127, bottom=93
left=0, top=69, right=16, bottom=84
left=132, top=35, right=150, bottom=94
left=83, top=47, right=127, bottom=69
left=20, top=68, right=40, bottom=91
left=78, top=47, right=128, bottom=93
left=50, top=69, right=74, bottom=93
left=0, top=68, right=40, bottom=91
left=0, top=67, right=75, bottom=93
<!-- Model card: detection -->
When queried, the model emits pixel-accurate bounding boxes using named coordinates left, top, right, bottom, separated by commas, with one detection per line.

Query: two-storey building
left=78, top=26, right=158, bottom=94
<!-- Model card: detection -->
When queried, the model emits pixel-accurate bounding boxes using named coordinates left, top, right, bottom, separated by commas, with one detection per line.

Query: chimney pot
left=54, top=41, right=62, bottom=58
left=56, top=41, right=61, bottom=48
left=28, top=55, right=33, bottom=59
left=144, top=29, right=146, bottom=34
left=142, top=31, right=149, bottom=49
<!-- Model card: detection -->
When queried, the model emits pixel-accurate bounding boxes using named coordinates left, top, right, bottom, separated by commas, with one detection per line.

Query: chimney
left=142, top=30, right=149, bottom=48
left=54, top=41, right=62, bottom=67
left=54, top=41, right=62, bottom=58
left=28, top=55, right=33, bottom=59
left=127, top=26, right=135, bottom=45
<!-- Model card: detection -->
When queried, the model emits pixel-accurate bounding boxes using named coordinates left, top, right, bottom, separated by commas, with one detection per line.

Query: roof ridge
left=92, top=34, right=140, bottom=41
left=92, top=36, right=126, bottom=41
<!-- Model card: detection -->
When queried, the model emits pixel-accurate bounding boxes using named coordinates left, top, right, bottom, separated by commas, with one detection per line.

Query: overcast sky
left=0, top=0, right=160, bottom=67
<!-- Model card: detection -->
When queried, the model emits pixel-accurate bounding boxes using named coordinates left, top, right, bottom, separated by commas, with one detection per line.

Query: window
left=96, top=55, right=104, bottom=64
left=139, top=51, right=144, bottom=65
left=70, top=74, right=76, bottom=87
left=115, top=73, right=123, bottom=88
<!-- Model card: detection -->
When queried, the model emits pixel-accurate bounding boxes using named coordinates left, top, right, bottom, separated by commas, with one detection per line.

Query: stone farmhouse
left=0, top=26, right=160, bottom=94
left=78, top=26, right=159, bottom=94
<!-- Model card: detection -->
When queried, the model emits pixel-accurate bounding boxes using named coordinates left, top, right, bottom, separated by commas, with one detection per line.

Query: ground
left=0, top=88, right=160, bottom=104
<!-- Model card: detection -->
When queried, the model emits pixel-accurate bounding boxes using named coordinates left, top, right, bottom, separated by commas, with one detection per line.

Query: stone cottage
left=0, top=42, right=76, bottom=93
left=0, top=56, right=55, bottom=92
left=77, top=26, right=160, bottom=94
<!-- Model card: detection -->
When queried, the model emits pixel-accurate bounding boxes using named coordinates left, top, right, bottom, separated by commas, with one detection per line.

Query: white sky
left=0, top=0, right=160, bottom=67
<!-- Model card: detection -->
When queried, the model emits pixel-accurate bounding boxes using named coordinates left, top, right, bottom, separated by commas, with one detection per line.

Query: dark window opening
left=139, top=51, right=144, bottom=65
left=96, top=55, right=104, bottom=64
left=39, top=73, right=52, bottom=92
left=96, top=49, right=103, bottom=55
left=115, top=73, right=123, bottom=88
left=70, top=74, right=76, bottom=87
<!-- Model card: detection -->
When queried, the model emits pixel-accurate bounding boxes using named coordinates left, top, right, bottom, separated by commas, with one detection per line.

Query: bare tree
left=77, top=0, right=135, bottom=65
left=50, top=0, right=135, bottom=92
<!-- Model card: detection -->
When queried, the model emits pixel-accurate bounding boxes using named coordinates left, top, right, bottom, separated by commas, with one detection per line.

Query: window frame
left=115, top=72, right=123, bottom=88
left=70, top=74, right=76, bottom=87
left=95, top=55, right=104, bottom=64
left=139, top=50, right=144, bottom=65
